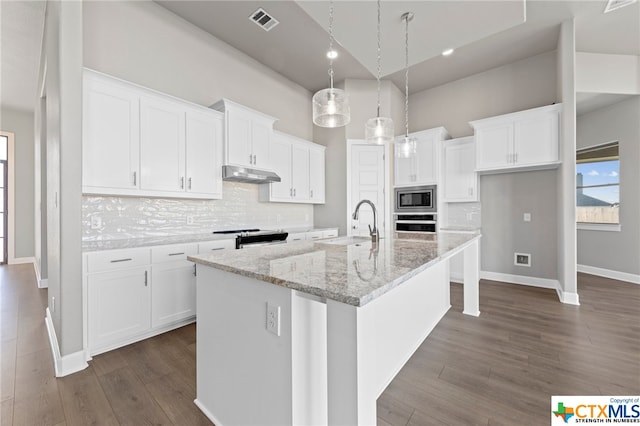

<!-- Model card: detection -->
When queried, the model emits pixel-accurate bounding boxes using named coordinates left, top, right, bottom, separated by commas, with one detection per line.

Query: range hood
left=222, top=165, right=281, bottom=184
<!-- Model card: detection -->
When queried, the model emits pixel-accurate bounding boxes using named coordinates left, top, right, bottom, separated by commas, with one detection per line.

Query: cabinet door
left=88, top=267, right=150, bottom=350
left=394, top=144, right=417, bottom=186
left=514, top=110, right=558, bottom=166
left=251, top=120, right=272, bottom=170
left=226, top=111, right=252, bottom=167
left=151, top=260, right=196, bottom=327
left=475, top=123, right=513, bottom=170
left=269, top=136, right=293, bottom=201
left=415, top=136, right=438, bottom=184
left=140, top=97, right=186, bottom=192
left=443, top=139, right=477, bottom=202
left=186, top=109, right=223, bottom=198
left=83, top=75, right=140, bottom=190
left=291, top=145, right=310, bottom=201
left=309, top=146, right=326, bottom=204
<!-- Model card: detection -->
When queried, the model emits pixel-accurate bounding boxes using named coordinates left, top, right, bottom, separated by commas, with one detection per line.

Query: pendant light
left=365, top=0, right=394, bottom=144
left=312, top=0, right=350, bottom=128
left=395, top=12, right=417, bottom=159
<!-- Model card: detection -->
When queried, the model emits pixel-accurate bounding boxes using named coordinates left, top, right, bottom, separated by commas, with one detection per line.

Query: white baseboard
left=577, top=264, right=640, bottom=285
left=33, top=261, right=48, bottom=288
left=45, top=308, right=88, bottom=377
left=8, top=256, right=35, bottom=265
left=194, top=399, right=224, bottom=426
left=38, top=278, right=48, bottom=289
left=480, top=270, right=580, bottom=305
left=480, top=270, right=559, bottom=289
left=450, top=273, right=463, bottom=284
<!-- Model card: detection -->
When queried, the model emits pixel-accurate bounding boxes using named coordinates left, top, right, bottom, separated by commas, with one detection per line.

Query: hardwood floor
left=1, top=264, right=638, bottom=425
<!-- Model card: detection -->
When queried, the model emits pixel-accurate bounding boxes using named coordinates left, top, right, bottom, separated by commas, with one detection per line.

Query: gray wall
left=83, top=1, right=312, bottom=140
left=576, top=96, right=640, bottom=276
left=408, top=51, right=560, bottom=279
left=0, top=107, right=35, bottom=259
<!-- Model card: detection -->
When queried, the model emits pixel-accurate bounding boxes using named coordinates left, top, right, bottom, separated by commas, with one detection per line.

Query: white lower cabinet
left=88, top=266, right=151, bottom=351
left=86, top=240, right=234, bottom=355
left=151, top=260, right=196, bottom=327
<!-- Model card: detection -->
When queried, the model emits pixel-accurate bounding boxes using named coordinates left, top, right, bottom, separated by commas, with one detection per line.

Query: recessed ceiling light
left=327, top=50, right=338, bottom=59
left=442, top=48, right=455, bottom=57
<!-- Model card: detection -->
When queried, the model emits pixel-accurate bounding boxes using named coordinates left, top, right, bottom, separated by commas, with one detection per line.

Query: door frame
left=0, top=131, right=15, bottom=264
left=346, top=139, right=392, bottom=238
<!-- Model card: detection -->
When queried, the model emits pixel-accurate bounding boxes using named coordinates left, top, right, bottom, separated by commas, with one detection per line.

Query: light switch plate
left=524, top=213, right=531, bottom=222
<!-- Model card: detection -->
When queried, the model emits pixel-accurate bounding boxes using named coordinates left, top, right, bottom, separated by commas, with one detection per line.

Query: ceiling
left=0, top=0, right=638, bottom=114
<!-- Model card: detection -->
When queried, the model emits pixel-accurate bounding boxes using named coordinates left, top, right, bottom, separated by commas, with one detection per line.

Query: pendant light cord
left=376, top=0, right=381, bottom=118
left=404, top=13, right=410, bottom=138
left=328, top=0, right=335, bottom=89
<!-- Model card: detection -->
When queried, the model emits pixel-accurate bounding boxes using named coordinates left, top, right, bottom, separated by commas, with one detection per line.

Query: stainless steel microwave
left=394, top=185, right=437, bottom=213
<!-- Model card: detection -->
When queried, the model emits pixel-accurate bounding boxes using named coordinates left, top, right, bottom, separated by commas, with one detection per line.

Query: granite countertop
left=81, top=226, right=340, bottom=252
left=188, top=231, right=481, bottom=307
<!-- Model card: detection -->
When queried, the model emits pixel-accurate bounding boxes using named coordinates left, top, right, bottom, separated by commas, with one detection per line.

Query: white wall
left=0, top=107, right=35, bottom=259
left=576, top=96, right=640, bottom=277
left=576, top=52, right=640, bottom=95
left=408, top=51, right=560, bottom=280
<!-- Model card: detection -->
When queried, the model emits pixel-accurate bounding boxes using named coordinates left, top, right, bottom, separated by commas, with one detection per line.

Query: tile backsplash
left=82, top=182, right=314, bottom=241
left=444, top=202, right=482, bottom=229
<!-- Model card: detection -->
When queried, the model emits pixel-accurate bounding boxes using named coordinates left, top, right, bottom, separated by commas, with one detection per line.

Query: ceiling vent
left=604, top=0, right=637, bottom=13
left=249, top=8, right=279, bottom=31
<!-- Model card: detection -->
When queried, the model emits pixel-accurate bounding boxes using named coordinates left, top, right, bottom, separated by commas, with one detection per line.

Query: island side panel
left=463, top=238, right=481, bottom=316
left=195, top=266, right=293, bottom=426
left=326, top=259, right=450, bottom=425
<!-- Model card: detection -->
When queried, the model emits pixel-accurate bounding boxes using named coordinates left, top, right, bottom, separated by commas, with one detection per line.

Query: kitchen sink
left=320, top=236, right=371, bottom=246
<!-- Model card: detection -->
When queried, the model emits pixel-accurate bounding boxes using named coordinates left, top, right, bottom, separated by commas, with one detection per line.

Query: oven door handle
left=394, top=220, right=437, bottom=224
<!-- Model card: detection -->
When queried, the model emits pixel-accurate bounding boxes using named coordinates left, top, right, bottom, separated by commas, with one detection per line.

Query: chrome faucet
left=352, top=199, right=379, bottom=243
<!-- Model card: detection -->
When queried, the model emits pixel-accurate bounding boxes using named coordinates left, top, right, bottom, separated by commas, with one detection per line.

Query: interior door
left=350, top=144, right=385, bottom=237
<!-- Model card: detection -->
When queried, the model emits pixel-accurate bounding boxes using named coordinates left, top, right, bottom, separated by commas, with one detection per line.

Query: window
left=576, top=142, right=619, bottom=227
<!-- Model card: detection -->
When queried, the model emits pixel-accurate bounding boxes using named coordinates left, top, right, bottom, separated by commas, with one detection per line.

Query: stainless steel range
left=213, top=229, right=288, bottom=249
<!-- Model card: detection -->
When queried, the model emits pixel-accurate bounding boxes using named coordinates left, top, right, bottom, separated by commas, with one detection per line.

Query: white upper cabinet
left=82, top=69, right=223, bottom=199
left=471, top=104, right=561, bottom=174
left=394, top=127, right=449, bottom=187
left=83, top=72, right=140, bottom=191
left=442, top=136, right=478, bottom=202
left=185, top=109, right=223, bottom=198
left=140, top=96, right=186, bottom=193
left=309, top=144, right=326, bottom=204
left=211, top=99, right=277, bottom=171
left=260, top=131, right=325, bottom=204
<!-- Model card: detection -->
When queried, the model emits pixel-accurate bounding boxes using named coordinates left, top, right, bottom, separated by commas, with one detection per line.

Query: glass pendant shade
left=395, top=136, right=417, bottom=159
left=365, top=117, right=394, bottom=145
left=312, top=87, right=351, bottom=128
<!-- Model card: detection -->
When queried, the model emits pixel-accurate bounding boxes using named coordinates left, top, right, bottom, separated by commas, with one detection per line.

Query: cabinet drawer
left=306, top=231, right=324, bottom=241
left=287, top=232, right=306, bottom=242
left=322, top=229, right=338, bottom=239
left=151, top=243, right=198, bottom=263
left=87, top=248, right=151, bottom=273
left=198, top=239, right=236, bottom=253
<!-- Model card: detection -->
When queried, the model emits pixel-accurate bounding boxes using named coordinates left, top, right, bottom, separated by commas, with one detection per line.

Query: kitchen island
left=188, top=231, right=481, bottom=425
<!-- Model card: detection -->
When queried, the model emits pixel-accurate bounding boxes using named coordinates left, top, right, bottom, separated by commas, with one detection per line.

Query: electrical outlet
left=187, top=216, right=194, bottom=225
left=266, top=303, right=280, bottom=336
left=523, top=213, right=531, bottom=222
left=514, top=252, right=531, bottom=267
left=90, top=216, right=102, bottom=229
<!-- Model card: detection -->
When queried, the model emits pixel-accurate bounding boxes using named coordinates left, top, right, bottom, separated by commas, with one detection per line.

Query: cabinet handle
left=210, top=247, right=224, bottom=251
left=168, top=252, right=185, bottom=256
left=188, top=177, right=192, bottom=190
left=290, top=188, right=293, bottom=196
left=144, top=270, right=148, bottom=287
left=293, top=188, right=296, bottom=197
left=180, top=177, right=185, bottom=189
left=110, top=258, right=132, bottom=263
left=249, top=154, right=253, bottom=165
left=310, top=190, right=313, bottom=198
left=133, top=172, right=137, bottom=186
left=193, top=264, right=197, bottom=276
left=253, top=154, right=257, bottom=165
left=515, top=153, right=518, bottom=163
